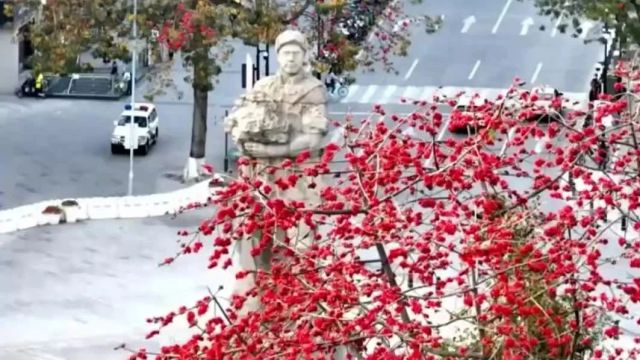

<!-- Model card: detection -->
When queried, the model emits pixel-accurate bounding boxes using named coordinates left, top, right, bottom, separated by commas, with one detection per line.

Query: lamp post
left=601, top=22, right=611, bottom=93
left=127, top=0, right=138, bottom=196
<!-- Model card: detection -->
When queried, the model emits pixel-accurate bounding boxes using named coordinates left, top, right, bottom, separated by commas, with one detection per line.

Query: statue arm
left=245, top=133, right=323, bottom=158
left=244, top=84, right=328, bottom=159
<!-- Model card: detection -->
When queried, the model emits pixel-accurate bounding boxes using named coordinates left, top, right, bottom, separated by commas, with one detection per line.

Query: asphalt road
left=0, top=96, right=230, bottom=209
left=341, top=0, right=605, bottom=105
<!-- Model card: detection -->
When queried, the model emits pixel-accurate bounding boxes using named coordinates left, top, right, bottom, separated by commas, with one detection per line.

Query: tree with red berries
left=123, top=56, right=640, bottom=359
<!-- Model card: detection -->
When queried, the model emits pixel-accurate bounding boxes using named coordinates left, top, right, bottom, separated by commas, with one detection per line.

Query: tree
left=153, top=1, right=234, bottom=180
left=528, top=0, right=640, bottom=47
left=120, top=59, right=640, bottom=358
left=11, top=0, right=130, bottom=73
left=16, top=0, right=421, bottom=181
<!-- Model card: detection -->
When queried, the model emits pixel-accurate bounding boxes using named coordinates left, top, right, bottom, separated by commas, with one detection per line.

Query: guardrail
left=0, top=175, right=222, bottom=234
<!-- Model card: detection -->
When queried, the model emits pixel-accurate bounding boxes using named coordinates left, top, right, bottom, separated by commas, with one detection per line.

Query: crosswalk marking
left=341, top=84, right=361, bottom=103
left=401, top=86, right=421, bottom=101
left=340, top=84, right=588, bottom=105
left=380, top=85, right=398, bottom=104
left=360, top=85, right=379, bottom=103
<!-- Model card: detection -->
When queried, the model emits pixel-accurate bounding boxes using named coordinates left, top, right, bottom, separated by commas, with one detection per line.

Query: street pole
left=255, top=45, right=261, bottom=81
left=264, top=43, right=270, bottom=76
left=127, top=0, right=137, bottom=196
left=602, top=22, right=610, bottom=93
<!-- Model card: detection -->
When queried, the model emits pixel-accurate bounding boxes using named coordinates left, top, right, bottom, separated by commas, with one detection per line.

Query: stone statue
left=225, top=29, right=328, bottom=160
left=224, top=29, right=329, bottom=313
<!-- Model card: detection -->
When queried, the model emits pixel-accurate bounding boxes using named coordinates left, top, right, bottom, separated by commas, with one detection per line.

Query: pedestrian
left=111, top=61, right=118, bottom=77
left=34, top=72, right=44, bottom=97
left=590, top=74, right=602, bottom=101
left=325, top=69, right=337, bottom=94
left=123, top=71, right=132, bottom=95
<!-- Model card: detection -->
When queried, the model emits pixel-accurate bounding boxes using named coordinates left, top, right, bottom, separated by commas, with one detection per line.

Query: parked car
left=448, top=95, right=492, bottom=134
left=525, top=86, right=564, bottom=121
left=110, top=103, right=159, bottom=155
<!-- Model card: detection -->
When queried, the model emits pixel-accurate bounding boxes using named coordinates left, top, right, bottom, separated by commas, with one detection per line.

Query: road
left=0, top=0, right=606, bottom=210
left=336, top=0, right=604, bottom=107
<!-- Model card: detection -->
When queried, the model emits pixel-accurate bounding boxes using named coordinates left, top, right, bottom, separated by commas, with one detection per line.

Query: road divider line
left=404, top=59, right=419, bottom=80
left=468, top=60, right=481, bottom=80
left=492, top=0, right=514, bottom=34
left=551, top=12, right=564, bottom=37
left=530, top=62, right=543, bottom=84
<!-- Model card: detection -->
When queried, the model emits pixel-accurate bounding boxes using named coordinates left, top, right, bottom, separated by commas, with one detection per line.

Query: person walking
left=589, top=74, right=602, bottom=102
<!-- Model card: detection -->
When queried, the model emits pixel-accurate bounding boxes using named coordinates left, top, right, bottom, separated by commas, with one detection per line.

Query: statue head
left=275, top=30, right=308, bottom=77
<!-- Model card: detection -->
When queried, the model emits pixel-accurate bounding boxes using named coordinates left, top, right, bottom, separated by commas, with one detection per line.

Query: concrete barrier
left=117, top=196, right=150, bottom=218
left=85, top=198, right=119, bottom=220
left=0, top=177, right=219, bottom=234
left=146, top=194, right=174, bottom=217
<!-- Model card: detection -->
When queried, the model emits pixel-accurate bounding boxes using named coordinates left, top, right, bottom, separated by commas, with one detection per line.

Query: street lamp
left=127, top=0, right=138, bottom=196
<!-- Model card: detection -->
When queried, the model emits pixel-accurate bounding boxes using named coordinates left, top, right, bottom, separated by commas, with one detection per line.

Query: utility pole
left=127, top=0, right=138, bottom=196
left=602, top=22, right=610, bottom=93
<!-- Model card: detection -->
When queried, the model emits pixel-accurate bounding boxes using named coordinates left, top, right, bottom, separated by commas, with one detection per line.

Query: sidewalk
left=0, top=208, right=237, bottom=360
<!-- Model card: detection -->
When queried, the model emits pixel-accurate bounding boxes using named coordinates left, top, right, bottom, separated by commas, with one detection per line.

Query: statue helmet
left=275, top=29, right=308, bottom=54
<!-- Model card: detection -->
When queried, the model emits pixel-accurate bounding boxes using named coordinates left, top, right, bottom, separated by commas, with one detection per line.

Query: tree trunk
left=183, top=86, right=208, bottom=181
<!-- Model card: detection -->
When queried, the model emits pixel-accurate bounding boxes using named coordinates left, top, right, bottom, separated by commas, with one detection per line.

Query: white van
left=110, top=103, right=159, bottom=155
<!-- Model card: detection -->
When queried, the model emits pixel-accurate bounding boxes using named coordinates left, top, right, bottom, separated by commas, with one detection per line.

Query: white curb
left=0, top=175, right=222, bottom=235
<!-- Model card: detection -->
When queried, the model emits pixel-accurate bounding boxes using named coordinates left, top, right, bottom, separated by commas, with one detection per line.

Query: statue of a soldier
left=224, top=29, right=329, bottom=313
left=225, top=29, right=328, bottom=163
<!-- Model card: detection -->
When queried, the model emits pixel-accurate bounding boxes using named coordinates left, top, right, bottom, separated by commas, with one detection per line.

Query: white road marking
left=551, top=12, right=564, bottom=37
left=404, top=59, right=419, bottom=80
left=520, top=17, right=534, bottom=36
left=468, top=60, right=481, bottom=80
left=402, top=86, right=421, bottom=100
left=380, top=85, right=398, bottom=104
left=461, top=15, right=476, bottom=33
left=579, top=20, right=595, bottom=39
left=341, top=84, right=360, bottom=103
left=339, top=85, right=586, bottom=105
left=492, top=0, right=514, bottom=34
left=360, top=85, right=379, bottom=104
left=530, top=62, right=543, bottom=84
